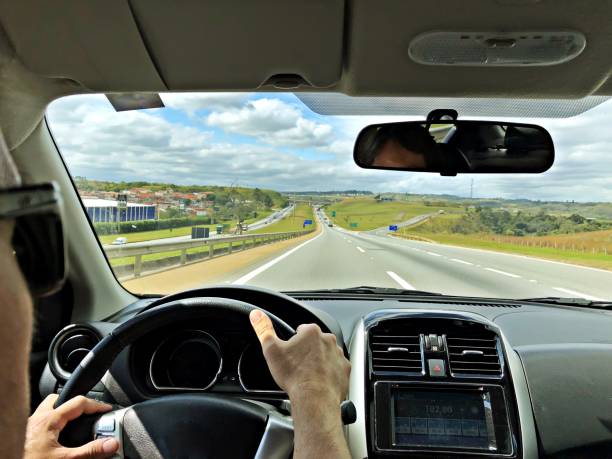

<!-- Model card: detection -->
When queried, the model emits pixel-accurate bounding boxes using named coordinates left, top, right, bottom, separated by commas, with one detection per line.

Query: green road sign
left=331, top=211, right=336, bottom=217
left=350, top=222, right=358, bottom=228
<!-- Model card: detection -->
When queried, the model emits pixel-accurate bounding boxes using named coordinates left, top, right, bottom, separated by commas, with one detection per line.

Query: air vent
left=369, top=324, right=423, bottom=374
left=447, top=329, right=502, bottom=377
left=49, top=325, right=100, bottom=380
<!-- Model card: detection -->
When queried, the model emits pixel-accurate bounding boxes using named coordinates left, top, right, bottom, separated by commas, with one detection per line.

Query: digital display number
left=425, top=404, right=453, bottom=416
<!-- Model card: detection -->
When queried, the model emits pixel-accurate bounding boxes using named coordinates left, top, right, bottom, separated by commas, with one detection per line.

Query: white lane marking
left=232, top=231, right=324, bottom=285
left=347, top=240, right=352, bottom=243
left=552, top=287, right=606, bottom=302
left=386, top=271, right=415, bottom=290
left=356, top=246, right=365, bottom=253
left=529, top=279, right=537, bottom=283
left=426, top=251, right=441, bottom=257
left=370, top=257, right=374, bottom=260
left=450, top=258, right=473, bottom=266
left=484, top=268, right=521, bottom=278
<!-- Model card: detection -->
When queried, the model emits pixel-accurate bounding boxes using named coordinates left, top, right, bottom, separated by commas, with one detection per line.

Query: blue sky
left=46, top=92, right=612, bottom=202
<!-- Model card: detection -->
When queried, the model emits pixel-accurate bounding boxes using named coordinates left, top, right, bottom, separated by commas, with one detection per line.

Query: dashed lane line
left=484, top=268, right=521, bottom=279
left=386, top=271, right=416, bottom=290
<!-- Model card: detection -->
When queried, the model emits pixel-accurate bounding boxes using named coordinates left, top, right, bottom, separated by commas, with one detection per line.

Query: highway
left=105, top=205, right=294, bottom=249
left=225, top=216, right=612, bottom=301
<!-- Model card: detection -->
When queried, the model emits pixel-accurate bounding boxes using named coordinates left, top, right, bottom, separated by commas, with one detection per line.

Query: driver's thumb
left=249, top=309, right=279, bottom=349
left=67, top=437, right=119, bottom=459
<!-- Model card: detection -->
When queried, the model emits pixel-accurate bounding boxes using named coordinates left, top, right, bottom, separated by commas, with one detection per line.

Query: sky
left=46, top=92, right=612, bottom=202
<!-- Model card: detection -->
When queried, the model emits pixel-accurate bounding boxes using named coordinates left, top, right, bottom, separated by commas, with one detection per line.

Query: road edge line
left=232, top=230, right=324, bottom=285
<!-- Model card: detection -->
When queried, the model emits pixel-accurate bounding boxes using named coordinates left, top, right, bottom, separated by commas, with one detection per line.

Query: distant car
left=111, top=237, right=127, bottom=245
left=328, top=222, right=333, bottom=227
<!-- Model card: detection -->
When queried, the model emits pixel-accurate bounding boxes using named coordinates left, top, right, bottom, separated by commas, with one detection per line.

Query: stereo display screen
left=392, top=389, right=496, bottom=450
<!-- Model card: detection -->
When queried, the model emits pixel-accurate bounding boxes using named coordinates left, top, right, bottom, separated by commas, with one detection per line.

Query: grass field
left=326, top=198, right=457, bottom=231
left=252, top=204, right=315, bottom=233
left=399, top=214, right=612, bottom=270
left=98, top=209, right=275, bottom=244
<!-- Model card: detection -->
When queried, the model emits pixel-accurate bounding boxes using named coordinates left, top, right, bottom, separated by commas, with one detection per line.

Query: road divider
left=105, top=229, right=314, bottom=279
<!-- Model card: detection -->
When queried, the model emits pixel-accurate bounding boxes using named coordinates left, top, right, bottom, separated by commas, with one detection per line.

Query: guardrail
left=104, top=229, right=314, bottom=278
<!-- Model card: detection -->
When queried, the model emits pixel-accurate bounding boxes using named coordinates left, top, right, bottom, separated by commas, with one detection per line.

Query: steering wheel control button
left=428, top=358, right=446, bottom=377
left=95, top=415, right=116, bottom=434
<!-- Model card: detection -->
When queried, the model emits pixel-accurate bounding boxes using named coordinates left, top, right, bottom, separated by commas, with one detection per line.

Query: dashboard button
left=428, top=359, right=446, bottom=377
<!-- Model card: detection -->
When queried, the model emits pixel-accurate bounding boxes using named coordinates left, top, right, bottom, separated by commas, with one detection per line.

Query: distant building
left=82, top=198, right=156, bottom=223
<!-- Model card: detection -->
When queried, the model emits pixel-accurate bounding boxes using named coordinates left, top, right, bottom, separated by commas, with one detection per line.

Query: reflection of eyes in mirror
left=360, top=124, right=437, bottom=170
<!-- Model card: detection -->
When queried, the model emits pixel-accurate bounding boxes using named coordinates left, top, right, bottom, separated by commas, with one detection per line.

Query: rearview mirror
left=354, top=120, right=554, bottom=175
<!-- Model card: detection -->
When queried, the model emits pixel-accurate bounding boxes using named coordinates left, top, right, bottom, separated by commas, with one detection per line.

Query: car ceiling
left=1, top=0, right=612, bottom=97
left=0, top=0, right=612, bottom=148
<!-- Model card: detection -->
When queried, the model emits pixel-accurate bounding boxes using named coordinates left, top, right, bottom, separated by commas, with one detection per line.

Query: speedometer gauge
left=149, top=330, right=222, bottom=391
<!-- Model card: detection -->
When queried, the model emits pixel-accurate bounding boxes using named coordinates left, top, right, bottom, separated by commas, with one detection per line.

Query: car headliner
left=0, top=0, right=611, bottom=148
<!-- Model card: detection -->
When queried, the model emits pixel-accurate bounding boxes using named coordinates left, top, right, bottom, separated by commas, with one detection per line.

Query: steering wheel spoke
left=254, top=411, right=294, bottom=459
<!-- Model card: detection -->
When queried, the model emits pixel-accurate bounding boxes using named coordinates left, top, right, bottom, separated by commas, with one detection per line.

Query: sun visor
left=0, top=0, right=167, bottom=91
left=128, top=0, right=345, bottom=90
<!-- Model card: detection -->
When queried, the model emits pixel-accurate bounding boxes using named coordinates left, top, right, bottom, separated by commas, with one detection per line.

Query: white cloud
left=45, top=93, right=612, bottom=201
left=206, top=98, right=334, bottom=148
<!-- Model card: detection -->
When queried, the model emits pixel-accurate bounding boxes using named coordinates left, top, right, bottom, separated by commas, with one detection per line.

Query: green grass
left=98, top=209, right=275, bottom=244
left=326, top=198, right=455, bottom=231
left=397, top=231, right=612, bottom=270
left=252, top=204, right=315, bottom=233
left=399, top=214, right=612, bottom=270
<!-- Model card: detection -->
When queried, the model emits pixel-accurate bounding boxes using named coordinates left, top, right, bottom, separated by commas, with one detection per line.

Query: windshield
left=47, top=93, right=612, bottom=301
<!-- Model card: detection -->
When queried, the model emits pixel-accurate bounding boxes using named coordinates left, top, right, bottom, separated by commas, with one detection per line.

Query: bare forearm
left=291, top=393, right=351, bottom=459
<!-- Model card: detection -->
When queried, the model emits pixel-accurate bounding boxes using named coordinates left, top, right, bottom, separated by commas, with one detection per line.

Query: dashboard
left=40, top=287, right=612, bottom=458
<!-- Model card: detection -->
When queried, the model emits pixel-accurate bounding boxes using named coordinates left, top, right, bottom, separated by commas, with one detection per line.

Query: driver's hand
left=24, top=394, right=119, bottom=459
left=249, top=309, right=350, bottom=405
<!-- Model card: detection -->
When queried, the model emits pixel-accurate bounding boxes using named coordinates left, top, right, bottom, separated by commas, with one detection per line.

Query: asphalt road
left=226, top=219, right=612, bottom=301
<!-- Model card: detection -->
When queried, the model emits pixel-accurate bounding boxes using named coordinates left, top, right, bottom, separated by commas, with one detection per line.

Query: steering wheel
left=56, top=297, right=296, bottom=459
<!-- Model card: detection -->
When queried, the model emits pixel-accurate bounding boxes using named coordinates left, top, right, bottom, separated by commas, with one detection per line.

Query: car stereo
left=374, top=382, right=514, bottom=456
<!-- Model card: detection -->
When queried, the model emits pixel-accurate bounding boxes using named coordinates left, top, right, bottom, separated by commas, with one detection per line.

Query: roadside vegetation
left=399, top=210, right=612, bottom=270
left=252, top=203, right=315, bottom=233
left=326, top=197, right=458, bottom=231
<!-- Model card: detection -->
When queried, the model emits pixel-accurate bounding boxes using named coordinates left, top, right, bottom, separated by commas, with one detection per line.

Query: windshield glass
left=47, top=93, right=612, bottom=301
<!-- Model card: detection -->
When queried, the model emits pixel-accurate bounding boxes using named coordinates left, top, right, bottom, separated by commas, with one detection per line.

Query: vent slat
left=370, top=327, right=422, bottom=374
left=447, top=330, right=502, bottom=377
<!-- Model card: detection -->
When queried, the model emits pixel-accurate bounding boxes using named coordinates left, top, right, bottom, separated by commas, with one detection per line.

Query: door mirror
left=354, top=121, right=554, bottom=176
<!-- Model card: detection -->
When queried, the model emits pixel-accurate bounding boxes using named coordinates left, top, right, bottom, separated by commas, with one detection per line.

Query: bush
left=93, top=216, right=212, bottom=235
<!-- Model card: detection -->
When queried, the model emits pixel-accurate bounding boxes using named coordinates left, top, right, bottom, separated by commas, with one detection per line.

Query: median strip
left=106, top=229, right=315, bottom=280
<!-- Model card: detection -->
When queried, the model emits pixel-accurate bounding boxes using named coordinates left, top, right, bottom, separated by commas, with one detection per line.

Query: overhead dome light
left=408, top=31, right=586, bottom=66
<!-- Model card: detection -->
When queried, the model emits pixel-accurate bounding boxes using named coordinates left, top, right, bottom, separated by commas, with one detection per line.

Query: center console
left=362, top=311, right=522, bottom=458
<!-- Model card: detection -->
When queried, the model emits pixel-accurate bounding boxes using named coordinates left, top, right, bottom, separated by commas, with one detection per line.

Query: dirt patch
left=123, top=227, right=321, bottom=295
